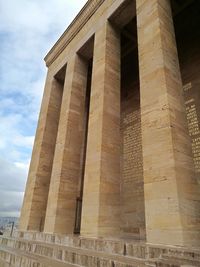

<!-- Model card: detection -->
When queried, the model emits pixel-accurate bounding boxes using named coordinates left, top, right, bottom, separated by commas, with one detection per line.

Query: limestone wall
left=175, top=2, right=200, bottom=183
left=120, top=81, right=145, bottom=239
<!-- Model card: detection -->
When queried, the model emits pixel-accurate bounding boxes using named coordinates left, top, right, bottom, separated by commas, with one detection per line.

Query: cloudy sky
left=0, top=0, right=87, bottom=217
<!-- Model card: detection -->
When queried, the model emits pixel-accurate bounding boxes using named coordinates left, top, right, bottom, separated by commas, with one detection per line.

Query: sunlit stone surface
left=1, top=0, right=200, bottom=266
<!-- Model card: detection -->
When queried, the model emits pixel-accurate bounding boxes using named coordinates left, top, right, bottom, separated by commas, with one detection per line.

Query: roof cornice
left=44, top=0, right=105, bottom=67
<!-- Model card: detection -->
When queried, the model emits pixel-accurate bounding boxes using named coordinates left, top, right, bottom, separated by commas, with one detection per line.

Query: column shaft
left=44, top=54, right=88, bottom=234
left=19, top=71, right=63, bottom=231
left=137, top=0, right=200, bottom=246
left=81, top=21, right=121, bottom=237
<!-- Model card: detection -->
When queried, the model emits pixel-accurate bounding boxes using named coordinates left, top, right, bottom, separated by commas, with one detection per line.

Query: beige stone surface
left=121, top=84, right=145, bottom=240
left=81, top=21, right=121, bottom=237
left=19, top=71, right=63, bottom=231
left=1, top=233, right=200, bottom=267
left=46, top=0, right=127, bottom=77
left=176, top=8, right=200, bottom=183
left=44, top=54, right=88, bottom=234
left=136, top=0, right=200, bottom=246
left=18, top=0, right=200, bottom=252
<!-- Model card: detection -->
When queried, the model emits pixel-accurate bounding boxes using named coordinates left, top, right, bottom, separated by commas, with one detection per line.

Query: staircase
left=0, top=231, right=199, bottom=267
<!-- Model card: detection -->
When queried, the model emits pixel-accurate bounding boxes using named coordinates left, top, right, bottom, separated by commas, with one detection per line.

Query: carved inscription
left=186, top=101, right=200, bottom=137
left=122, top=109, right=143, bottom=183
left=120, top=88, right=145, bottom=237
left=183, top=83, right=200, bottom=176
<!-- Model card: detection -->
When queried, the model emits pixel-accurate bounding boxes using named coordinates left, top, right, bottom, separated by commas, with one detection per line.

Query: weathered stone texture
left=175, top=6, right=200, bottom=183
left=81, top=21, right=121, bottom=237
left=1, top=233, right=200, bottom=267
left=137, top=0, right=200, bottom=246
left=44, top=54, right=88, bottom=234
left=121, top=81, right=145, bottom=239
left=19, top=71, right=63, bottom=231
left=17, top=0, right=200, bottom=257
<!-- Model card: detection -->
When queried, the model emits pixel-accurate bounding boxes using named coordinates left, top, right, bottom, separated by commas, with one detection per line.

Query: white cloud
left=0, top=0, right=87, bottom=217
left=0, top=157, right=27, bottom=217
left=14, top=162, right=30, bottom=171
left=13, top=136, right=34, bottom=148
left=0, top=191, right=24, bottom=217
left=0, top=158, right=27, bottom=193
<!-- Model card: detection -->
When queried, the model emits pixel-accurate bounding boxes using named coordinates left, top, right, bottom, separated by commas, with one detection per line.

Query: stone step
left=0, top=245, right=77, bottom=267
left=0, top=243, right=194, bottom=267
left=2, top=235, right=129, bottom=257
left=0, top=258, right=11, bottom=267
left=12, top=231, right=200, bottom=263
left=0, top=234, right=200, bottom=267
left=0, top=237, right=148, bottom=267
left=13, top=231, right=145, bottom=258
left=161, top=254, right=199, bottom=267
left=148, top=256, right=197, bottom=267
left=146, top=247, right=200, bottom=264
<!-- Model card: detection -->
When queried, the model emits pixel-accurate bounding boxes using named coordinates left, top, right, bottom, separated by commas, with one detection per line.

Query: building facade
left=19, top=0, right=200, bottom=248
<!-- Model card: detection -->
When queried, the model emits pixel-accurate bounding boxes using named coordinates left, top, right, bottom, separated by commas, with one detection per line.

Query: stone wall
left=120, top=45, right=145, bottom=239
left=175, top=1, right=200, bottom=183
left=120, top=83, right=145, bottom=239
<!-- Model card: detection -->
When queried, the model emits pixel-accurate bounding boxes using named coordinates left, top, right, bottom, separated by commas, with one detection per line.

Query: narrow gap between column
left=120, top=17, right=146, bottom=240
left=74, top=36, right=94, bottom=234
left=40, top=64, right=66, bottom=232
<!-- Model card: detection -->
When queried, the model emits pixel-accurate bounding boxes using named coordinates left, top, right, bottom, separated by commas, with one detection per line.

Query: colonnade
left=20, top=0, right=200, bottom=246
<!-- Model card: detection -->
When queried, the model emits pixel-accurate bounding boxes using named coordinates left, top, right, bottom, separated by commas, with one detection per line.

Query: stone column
left=81, top=21, right=121, bottom=237
left=137, top=0, right=200, bottom=246
left=44, top=54, right=88, bottom=234
left=19, top=70, right=63, bottom=231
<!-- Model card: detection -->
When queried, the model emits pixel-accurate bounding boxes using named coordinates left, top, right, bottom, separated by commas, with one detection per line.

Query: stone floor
left=0, top=231, right=199, bottom=266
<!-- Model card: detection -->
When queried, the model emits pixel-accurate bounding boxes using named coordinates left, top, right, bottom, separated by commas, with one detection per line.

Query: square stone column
left=19, top=70, right=63, bottom=231
left=81, top=21, right=121, bottom=237
left=44, top=54, right=88, bottom=234
left=137, top=0, right=200, bottom=246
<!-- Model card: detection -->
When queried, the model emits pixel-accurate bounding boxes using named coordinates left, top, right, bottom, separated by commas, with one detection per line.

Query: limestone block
left=95, top=239, right=124, bottom=255
left=19, top=70, right=63, bottom=231
left=126, top=243, right=146, bottom=258
left=81, top=20, right=121, bottom=237
left=44, top=54, right=88, bottom=234
left=136, top=0, right=200, bottom=246
left=80, top=238, right=96, bottom=250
